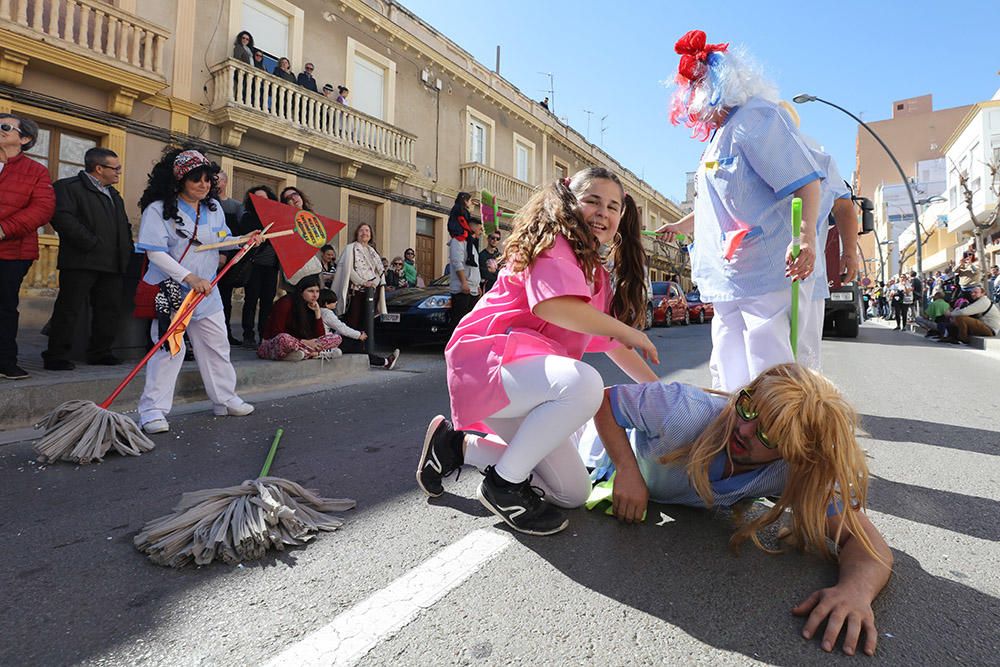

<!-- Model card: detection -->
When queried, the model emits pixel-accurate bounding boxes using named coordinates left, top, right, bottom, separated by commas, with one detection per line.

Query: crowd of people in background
left=862, top=243, right=999, bottom=346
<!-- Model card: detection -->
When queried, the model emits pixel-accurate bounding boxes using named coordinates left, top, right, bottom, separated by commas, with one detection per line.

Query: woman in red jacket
left=257, top=274, right=342, bottom=361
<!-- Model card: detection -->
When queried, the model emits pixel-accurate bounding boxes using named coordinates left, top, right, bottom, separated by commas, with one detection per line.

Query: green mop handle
left=258, top=428, right=284, bottom=478
left=790, top=197, right=803, bottom=359
left=641, top=230, right=688, bottom=244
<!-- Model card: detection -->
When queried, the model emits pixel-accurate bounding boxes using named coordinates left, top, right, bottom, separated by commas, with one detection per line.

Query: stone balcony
left=0, top=0, right=170, bottom=114
left=459, top=162, right=536, bottom=212
left=209, top=59, right=417, bottom=186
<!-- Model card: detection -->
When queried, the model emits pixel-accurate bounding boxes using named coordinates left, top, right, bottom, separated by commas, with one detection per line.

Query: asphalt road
left=0, top=320, right=997, bottom=666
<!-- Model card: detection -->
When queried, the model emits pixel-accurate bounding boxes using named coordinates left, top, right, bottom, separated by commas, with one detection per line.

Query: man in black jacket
left=42, top=147, right=132, bottom=370
left=296, top=63, right=318, bottom=93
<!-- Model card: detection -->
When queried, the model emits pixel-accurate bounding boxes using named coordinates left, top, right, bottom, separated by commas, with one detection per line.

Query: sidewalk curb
left=0, top=353, right=371, bottom=432
left=867, top=316, right=1000, bottom=359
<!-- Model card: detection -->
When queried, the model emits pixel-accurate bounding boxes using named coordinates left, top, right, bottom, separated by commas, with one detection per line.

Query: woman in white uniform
left=135, top=149, right=254, bottom=434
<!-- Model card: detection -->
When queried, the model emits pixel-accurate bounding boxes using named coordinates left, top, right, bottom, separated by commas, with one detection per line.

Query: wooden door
left=231, top=168, right=281, bottom=204
left=348, top=197, right=378, bottom=244
left=415, top=213, right=438, bottom=285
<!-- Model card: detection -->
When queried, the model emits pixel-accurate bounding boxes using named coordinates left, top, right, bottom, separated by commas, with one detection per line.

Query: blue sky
left=401, top=0, right=998, bottom=203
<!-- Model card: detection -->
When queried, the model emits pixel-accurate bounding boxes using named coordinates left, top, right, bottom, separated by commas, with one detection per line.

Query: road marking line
left=264, top=529, right=512, bottom=667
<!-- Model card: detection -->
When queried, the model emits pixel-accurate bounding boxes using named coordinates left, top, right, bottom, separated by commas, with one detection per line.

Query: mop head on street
left=669, top=29, right=779, bottom=141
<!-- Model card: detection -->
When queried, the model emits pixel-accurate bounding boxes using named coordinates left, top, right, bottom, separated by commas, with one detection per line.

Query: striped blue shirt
left=691, top=97, right=824, bottom=302
left=603, top=382, right=789, bottom=508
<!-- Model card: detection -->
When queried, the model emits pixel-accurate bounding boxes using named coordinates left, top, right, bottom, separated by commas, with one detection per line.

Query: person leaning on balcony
left=42, top=147, right=132, bottom=371
left=272, top=57, right=297, bottom=83
left=252, top=49, right=267, bottom=71
left=322, top=83, right=336, bottom=99
left=0, top=113, right=55, bottom=381
left=297, top=63, right=319, bottom=93
left=233, top=31, right=255, bottom=66
left=939, top=284, right=1000, bottom=345
left=239, top=184, right=280, bottom=349
left=336, top=86, right=349, bottom=105
left=331, top=223, right=387, bottom=331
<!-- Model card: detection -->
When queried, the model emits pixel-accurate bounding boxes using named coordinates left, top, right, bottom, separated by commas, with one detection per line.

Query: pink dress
left=445, top=235, right=619, bottom=430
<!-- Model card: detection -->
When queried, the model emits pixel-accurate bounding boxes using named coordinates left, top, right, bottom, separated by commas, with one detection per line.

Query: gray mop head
left=34, top=400, right=155, bottom=465
left=134, top=477, right=356, bottom=568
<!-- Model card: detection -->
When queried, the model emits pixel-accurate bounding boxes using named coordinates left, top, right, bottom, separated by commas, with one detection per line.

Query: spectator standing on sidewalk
left=384, top=256, right=407, bottom=291
left=331, top=223, right=387, bottom=331
left=402, top=247, right=418, bottom=286
left=909, top=270, right=923, bottom=317
left=0, top=113, right=55, bottom=380
left=939, top=285, right=1000, bottom=345
left=43, top=147, right=132, bottom=370
left=889, top=275, right=912, bottom=331
left=449, top=217, right=483, bottom=326
left=297, top=63, right=318, bottom=93
left=479, top=231, right=502, bottom=293
left=988, top=265, right=999, bottom=302
left=216, top=172, right=244, bottom=346
left=239, top=185, right=280, bottom=348
left=956, top=252, right=982, bottom=293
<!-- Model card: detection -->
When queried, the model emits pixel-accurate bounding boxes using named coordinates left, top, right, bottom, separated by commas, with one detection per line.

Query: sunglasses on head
left=0, top=122, right=24, bottom=136
left=734, top=388, right=777, bottom=449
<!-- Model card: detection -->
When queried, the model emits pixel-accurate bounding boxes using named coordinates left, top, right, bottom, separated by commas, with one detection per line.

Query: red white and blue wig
left=669, top=30, right=779, bottom=141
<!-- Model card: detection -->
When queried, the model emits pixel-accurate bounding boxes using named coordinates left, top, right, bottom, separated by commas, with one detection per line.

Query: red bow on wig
left=675, top=30, right=729, bottom=82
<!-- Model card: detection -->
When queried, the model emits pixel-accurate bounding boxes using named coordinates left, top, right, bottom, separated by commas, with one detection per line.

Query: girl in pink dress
left=417, top=167, right=660, bottom=535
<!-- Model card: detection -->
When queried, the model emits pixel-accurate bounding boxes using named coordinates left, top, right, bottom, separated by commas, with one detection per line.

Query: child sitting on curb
left=318, top=289, right=399, bottom=369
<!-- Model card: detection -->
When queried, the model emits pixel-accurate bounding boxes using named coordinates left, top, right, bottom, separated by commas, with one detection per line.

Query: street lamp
left=793, top=93, right=924, bottom=276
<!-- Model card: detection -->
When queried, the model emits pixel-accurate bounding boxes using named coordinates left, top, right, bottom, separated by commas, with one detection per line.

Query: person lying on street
left=582, top=363, right=892, bottom=657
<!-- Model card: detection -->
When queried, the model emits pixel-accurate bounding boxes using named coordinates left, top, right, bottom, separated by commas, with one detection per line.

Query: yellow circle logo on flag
left=294, top=211, right=327, bottom=248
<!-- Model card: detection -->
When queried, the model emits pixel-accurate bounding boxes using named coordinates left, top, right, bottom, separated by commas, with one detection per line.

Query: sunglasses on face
left=97, top=163, right=122, bottom=172
left=734, top=388, right=777, bottom=449
left=392, top=262, right=403, bottom=267
left=0, top=122, right=24, bottom=136
left=489, top=236, right=501, bottom=241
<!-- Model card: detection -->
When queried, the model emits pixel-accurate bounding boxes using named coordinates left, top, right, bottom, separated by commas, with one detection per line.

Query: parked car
left=685, top=290, right=714, bottom=324
left=648, top=280, right=689, bottom=327
left=374, top=275, right=455, bottom=346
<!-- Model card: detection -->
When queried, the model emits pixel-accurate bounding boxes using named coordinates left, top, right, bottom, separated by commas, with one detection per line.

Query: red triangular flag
left=249, top=195, right=346, bottom=277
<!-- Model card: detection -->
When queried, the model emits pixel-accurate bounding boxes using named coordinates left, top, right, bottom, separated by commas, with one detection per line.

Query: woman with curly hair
left=416, top=167, right=658, bottom=536
left=583, top=362, right=892, bottom=656
left=134, top=148, right=254, bottom=434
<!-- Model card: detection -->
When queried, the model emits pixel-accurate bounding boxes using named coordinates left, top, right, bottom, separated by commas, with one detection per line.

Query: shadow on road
left=514, top=505, right=1000, bottom=665
left=860, top=414, right=1000, bottom=457
left=868, top=475, right=999, bottom=541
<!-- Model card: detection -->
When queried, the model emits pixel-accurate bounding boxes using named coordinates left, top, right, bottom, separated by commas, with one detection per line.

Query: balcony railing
left=211, top=60, right=416, bottom=166
left=460, top=162, right=536, bottom=210
left=0, top=0, right=168, bottom=76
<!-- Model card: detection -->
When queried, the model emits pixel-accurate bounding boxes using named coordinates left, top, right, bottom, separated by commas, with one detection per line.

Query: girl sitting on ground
left=258, top=275, right=342, bottom=361
left=317, top=289, right=399, bottom=369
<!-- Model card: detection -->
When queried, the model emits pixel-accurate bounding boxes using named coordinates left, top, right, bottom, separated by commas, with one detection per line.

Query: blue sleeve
left=609, top=382, right=725, bottom=460
left=135, top=203, right=170, bottom=253
left=738, top=106, right=823, bottom=199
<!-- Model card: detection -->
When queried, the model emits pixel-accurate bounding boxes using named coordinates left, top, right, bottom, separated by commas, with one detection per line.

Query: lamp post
left=793, top=94, right=923, bottom=276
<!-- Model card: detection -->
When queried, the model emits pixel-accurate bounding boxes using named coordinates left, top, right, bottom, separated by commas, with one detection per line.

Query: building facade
left=853, top=94, right=970, bottom=281
left=1, top=0, right=683, bottom=296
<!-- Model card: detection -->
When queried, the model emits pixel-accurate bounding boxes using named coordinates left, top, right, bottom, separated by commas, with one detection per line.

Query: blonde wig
left=501, top=167, right=648, bottom=328
left=659, top=363, right=881, bottom=561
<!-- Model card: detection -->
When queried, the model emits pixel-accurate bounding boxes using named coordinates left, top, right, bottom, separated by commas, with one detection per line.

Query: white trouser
left=463, top=355, right=601, bottom=508
left=138, top=309, right=241, bottom=425
left=709, top=280, right=822, bottom=391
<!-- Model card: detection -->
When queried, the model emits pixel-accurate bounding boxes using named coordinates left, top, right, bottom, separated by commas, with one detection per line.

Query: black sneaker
left=476, top=466, right=569, bottom=536
left=43, top=358, right=76, bottom=371
left=0, top=364, right=29, bottom=380
left=416, top=415, right=464, bottom=497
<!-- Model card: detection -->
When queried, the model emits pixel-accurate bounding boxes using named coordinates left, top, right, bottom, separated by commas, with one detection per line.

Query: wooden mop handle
left=194, top=228, right=294, bottom=251
left=98, top=228, right=271, bottom=409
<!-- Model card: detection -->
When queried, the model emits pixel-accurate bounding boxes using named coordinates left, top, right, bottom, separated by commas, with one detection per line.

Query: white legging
left=463, top=355, right=601, bottom=508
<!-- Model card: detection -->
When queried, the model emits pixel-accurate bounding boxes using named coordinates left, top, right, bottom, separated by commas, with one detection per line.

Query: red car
left=686, top=291, right=714, bottom=324
left=647, top=281, right=689, bottom=327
